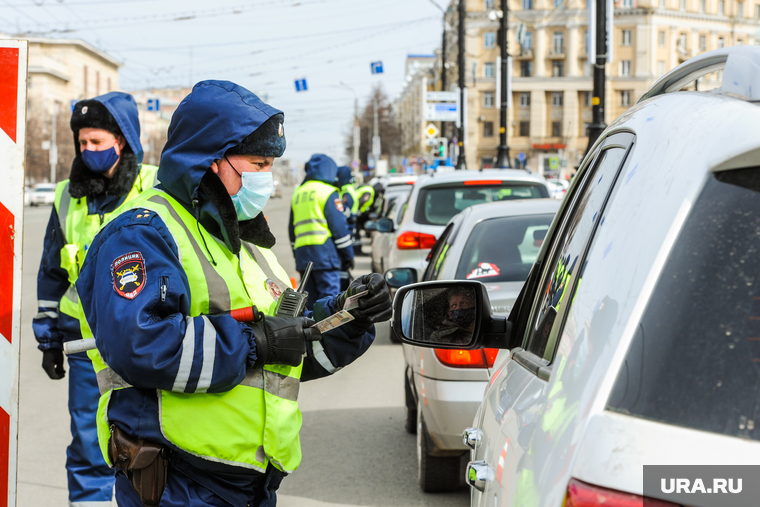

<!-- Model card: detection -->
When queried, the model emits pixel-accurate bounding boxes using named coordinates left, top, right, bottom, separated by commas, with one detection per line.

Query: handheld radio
left=275, top=262, right=312, bottom=318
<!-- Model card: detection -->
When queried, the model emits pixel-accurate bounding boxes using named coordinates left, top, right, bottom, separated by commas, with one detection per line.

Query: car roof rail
left=639, top=46, right=760, bottom=103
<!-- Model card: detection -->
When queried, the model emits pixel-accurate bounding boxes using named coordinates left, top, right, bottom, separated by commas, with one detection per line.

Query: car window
left=454, top=214, right=554, bottom=283
left=523, top=146, right=628, bottom=362
left=414, top=183, right=549, bottom=226
left=607, top=166, right=760, bottom=441
left=423, top=222, right=458, bottom=281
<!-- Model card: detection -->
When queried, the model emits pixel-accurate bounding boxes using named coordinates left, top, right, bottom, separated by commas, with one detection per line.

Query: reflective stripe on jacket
left=53, top=164, right=159, bottom=321
left=84, top=188, right=303, bottom=474
left=291, top=180, right=337, bottom=248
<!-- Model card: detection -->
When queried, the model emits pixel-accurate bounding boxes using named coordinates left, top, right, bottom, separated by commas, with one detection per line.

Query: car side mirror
left=384, top=267, right=417, bottom=289
left=376, top=217, right=395, bottom=233
left=391, top=280, right=513, bottom=350
left=365, top=220, right=377, bottom=232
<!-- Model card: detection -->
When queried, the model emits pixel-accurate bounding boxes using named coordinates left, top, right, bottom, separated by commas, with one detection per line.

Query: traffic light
left=437, top=138, right=447, bottom=159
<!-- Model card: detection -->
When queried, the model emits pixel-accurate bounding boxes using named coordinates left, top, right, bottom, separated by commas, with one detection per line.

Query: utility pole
left=372, top=100, right=381, bottom=166
left=585, top=0, right=607, bottom=155
left=456, top=0, right=467, bottom=169
left=494, top=0, right=511, bottom=168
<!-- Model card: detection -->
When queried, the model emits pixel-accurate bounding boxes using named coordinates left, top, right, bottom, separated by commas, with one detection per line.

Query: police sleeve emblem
left=112, top=251, right=146, bottom=299
left=334, top=198, right=344, bottom=212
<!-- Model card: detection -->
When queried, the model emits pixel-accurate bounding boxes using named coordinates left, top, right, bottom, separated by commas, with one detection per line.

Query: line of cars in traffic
left=371, top=46, right=760, bottom=506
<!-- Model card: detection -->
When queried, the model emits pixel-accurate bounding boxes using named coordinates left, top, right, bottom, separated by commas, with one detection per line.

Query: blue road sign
left=518, top=152, right=526, bottom=161
left=370, top=61, right=384, bottom=74
left=147, top=98, right=160, bottom=111
left=295, top=78, right=308, bottom=92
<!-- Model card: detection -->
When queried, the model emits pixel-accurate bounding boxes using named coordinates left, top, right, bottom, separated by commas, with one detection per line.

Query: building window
left=622, top=0, right=633, bottom=6
left=699, top=35, right=707, bottom=51
left=552, top=31, right=565, bottom=53
left=523, top=31, right=533, bottom=49
left=738, top=38, right=744, bottom=45
left=485, top=0, right=495, bottom=8
left=756, top=4, right=760, bottom=18
left=583, top=61, right=593, bottom=76
left=551, top=91, right=563, bottom=106
left=519, top=121, right=530, bottom=136
left=554, top=0, right=564, bottom=7
left=107, top=77, right=112, bottom=93
left=523, top=0, right=533, bottom=9
left=95, top=71, right=100, bottom=96
left=677, top=33, right=688, bottom=52
left=680, top=0, right=686, bottom=10
left=484, top=32, right=496, bottom=48
left=519, top=92, right=531, bottom=107
left=585, top=29, right=589, bottom=53
left=484, top=62, right=495, bottom=78
left=83, top=65, right=88, bottom=98
left=620, top=60, right=632, bottom=76
left=483, top=91, right=495, bottom=108
left=551, top=121, right=562, bottom=137
left=658, top=60, right=666, bottom=75
left=552, top=60, right=564, bottom=77
left=622, top=29, right=633, bottom=46
left=699, top=0, right=706, bottom=11
left=719, top=0, right=725, bottom=13
left=521, top=60, right=532, bottom=77
left=583, top=91, right=592, bottom=106
left=483, top=121, right=494, bottom=137
left=718, top=36, right=725, bottom=48
left=659, top=31, right=666, bottom=47
left=621, top=90, right=632, bottom=106
left=659, top=0, right=666, bottom=7
left=738, top=1, right=745, bottom=16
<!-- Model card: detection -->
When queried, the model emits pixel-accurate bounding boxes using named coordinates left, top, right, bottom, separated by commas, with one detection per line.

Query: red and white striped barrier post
left=0, top=39, right=28, bottom=507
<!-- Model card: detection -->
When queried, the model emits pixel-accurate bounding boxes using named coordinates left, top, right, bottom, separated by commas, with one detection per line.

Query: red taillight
left=464, top=180, right=502, bottom=185
left=434, top=348, right=499, bottom=368
left=406, top=181, right=415, bottom=184
left=565, top=479, right=678, bottom=507
left=396, top=231, right=437, bottom=250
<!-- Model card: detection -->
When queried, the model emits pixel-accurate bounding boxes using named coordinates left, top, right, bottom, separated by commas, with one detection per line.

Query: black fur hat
left=226, top=113, right=285, bottom=158
left=70, top=99, right=123, bottom=140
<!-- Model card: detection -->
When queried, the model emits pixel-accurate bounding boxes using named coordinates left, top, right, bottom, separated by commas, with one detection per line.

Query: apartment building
left=400, top=0, right=757, bottom=175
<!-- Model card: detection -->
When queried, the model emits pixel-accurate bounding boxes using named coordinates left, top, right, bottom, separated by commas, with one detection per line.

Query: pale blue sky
left=0, top=0, right=445, bottom=165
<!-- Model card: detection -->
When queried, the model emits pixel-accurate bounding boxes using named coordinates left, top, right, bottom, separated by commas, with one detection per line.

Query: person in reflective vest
left=337, top=165, right=359, bottom=219
left=289, top=155, right=354, bottom=310
left=74, top=80, right=392, bottom=507
left=355, top=183, right=383, bottom=240
left=33, top=92, right=158, bottom=506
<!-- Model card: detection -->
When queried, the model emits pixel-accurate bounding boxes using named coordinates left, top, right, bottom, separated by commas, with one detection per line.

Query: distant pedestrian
left=289, top=154, right=354, bottom=309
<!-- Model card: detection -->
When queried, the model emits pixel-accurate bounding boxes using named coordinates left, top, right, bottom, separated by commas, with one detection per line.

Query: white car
left=545, top=178, right=569, bottom=199
left=368, top=184, right=414, bottom=275
left=392, top=46, right=760, bottom=506
left=29, top=183, right=56, bottom=206
left=381, top=170, right=551, bottom=282
left=386, top=199, right=560, bottom=492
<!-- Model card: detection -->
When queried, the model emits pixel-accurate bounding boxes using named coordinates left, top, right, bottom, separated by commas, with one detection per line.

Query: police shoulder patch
left=112, top=251, right=146, bottom=300
left=334, top=198, right=344, bottom=212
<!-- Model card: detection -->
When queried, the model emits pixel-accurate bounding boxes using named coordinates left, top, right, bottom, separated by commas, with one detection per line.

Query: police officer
left=74, top=80, right=392, bottom=506
left=33, top=92, right=158, bottom=506
left=289, top=155, right=354, bottom=310
left=337, top=165, right=359, bottom=220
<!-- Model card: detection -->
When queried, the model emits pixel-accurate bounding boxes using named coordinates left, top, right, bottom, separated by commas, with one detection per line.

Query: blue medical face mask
left=81, top=146, right=120, bottom=174
left=227, top=157, right=273, bottom=221
left=449, top=307, right=476, bottom=328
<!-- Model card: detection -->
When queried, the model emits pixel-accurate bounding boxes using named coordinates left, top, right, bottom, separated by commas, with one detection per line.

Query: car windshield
left=455, top=214, right=554, bottom=283
left=607, top=167, right=760, bottom=441
left=415, top=183, right=548, bottom=225
left=35, top=187, right=54, bottom=192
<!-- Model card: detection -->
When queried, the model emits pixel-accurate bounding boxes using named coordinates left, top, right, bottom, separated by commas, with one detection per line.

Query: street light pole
left=339, top=81, right=361, bottom=172
left=494, top=0, right=511, bottom=168
left=585, top=0, right=607, bottom=156
left=456, top=0, right=467, bottom=169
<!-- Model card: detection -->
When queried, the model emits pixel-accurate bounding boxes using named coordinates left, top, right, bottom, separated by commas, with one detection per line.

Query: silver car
left=386, top=199, right=560, bottom=492
left=392, top=46, right=760, bottom=506
left=383, top=170, right=551, bottom=283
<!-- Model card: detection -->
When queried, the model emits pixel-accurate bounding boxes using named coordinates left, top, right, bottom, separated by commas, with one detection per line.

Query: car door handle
left=466, top=460, right=493, bottom=492
left=462, top=427, right=483, bottom=450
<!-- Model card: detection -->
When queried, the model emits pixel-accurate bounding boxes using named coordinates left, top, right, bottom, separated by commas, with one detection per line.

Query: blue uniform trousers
left=301, top=269, right=340, bottom=312
left=114, top=463, right=284, bottom=507
left=67, top=353, right=114, bottom=505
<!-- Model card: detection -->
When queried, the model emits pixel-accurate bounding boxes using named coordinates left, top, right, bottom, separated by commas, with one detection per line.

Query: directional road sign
left=370, top=61, right=384, bottom=74
left=295, top=78, right=308, bottom=92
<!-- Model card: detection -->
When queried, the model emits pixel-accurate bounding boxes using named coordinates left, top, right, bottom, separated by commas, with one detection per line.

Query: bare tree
left=344, top=84, right=402, bottom=169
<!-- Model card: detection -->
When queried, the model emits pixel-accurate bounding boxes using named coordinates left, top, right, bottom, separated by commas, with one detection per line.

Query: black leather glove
left=42, top=349, right=66, bottom=379
left=336, top=273, right=393, bottom=330
left=250, top=315, right=321, bottom=368
left=342, top=258, right=355, bottom=271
